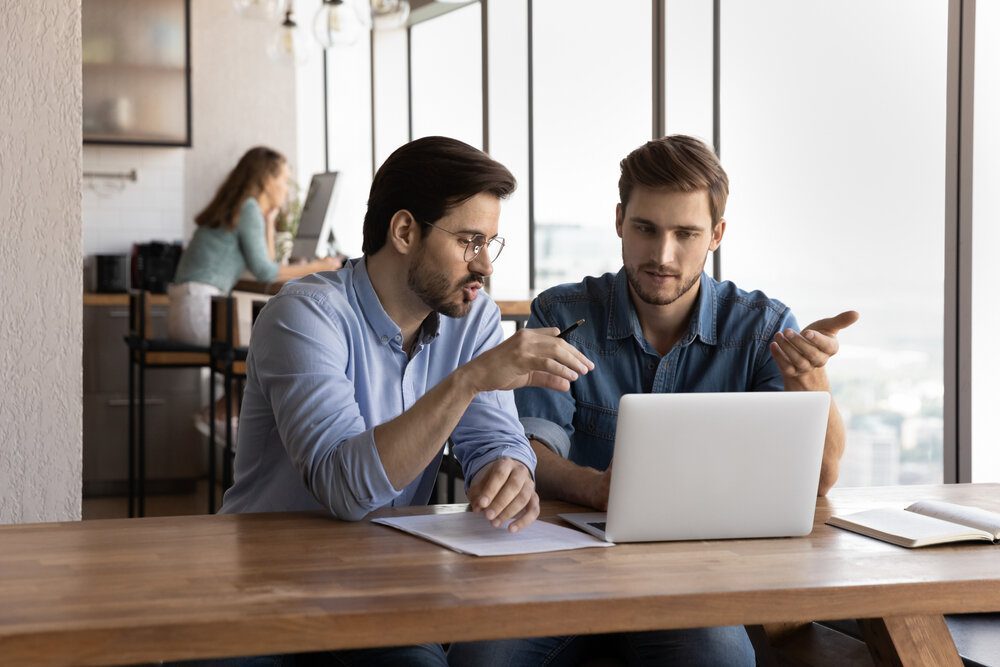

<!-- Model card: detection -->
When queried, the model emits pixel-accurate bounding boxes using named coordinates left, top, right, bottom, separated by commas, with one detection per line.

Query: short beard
left=407, top=248, right=482, bottom=318
left=624, top=261, right=701, bottom=307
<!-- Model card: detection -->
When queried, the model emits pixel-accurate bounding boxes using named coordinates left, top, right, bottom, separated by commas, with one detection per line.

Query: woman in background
left=168, top=146, right=341, bottom=345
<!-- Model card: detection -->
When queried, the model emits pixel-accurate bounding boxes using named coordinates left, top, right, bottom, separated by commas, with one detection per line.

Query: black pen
left=557, top=319, right=586, bottom=339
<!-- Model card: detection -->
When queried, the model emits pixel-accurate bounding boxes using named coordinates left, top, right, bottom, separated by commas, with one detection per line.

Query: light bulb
left=267, top=11, right=310, bottom=66
left=314, top=0, right=361, bottom=49
left=233, top=0, right=282, bottom=21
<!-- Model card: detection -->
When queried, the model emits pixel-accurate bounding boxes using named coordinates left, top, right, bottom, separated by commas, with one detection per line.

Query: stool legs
left=208, top=366, right=217, bottom=514
left=127, top=348, right=135, bottom=518
left=223, top=366, right=234, bottom=492
left=138, top=353, right=147, bottom=518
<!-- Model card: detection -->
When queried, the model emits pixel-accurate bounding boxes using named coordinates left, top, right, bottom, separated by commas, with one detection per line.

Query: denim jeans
left=170, top=643, right=448, bottom=667
left=447, top=626, right=755, bottom=666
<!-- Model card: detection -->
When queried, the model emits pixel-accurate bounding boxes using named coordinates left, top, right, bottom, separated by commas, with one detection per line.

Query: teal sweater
left=174, top=198, right=279, bottom=292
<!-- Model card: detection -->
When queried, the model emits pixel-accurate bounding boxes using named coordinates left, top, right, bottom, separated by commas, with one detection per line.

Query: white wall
left=0, top=1, right=83, bottom=523
left=185, top=1, right=300, bottom=240
left=82, top=147, right=186, bottom=259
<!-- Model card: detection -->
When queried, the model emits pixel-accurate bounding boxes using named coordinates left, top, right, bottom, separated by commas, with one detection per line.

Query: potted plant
left=273, top=180, right=301, bottom=265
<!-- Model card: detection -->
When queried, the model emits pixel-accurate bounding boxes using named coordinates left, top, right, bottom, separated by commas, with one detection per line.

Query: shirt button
left=381, top=335, right=388, bottom=343
left=395, top=334, right=401, bottom=341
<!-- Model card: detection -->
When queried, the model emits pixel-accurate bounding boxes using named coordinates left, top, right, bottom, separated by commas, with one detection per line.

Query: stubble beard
left=624, top=260, right=701, bottom=307
left=407, top=249, right=482, bottom=318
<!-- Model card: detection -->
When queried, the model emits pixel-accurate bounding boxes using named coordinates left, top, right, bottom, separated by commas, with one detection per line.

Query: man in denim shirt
left=220, top=137, right=593, bottom=666
left=449, top=135, right=856, bottom=666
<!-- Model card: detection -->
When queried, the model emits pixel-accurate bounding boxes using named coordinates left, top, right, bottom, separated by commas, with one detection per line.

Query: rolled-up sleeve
left=251, top=293, right=400, bottom=520
left=237, top=201, right=280, bottom=283
left=514, top=298, right=577, bottom=459
left=450, top=305, right=537, bottom=487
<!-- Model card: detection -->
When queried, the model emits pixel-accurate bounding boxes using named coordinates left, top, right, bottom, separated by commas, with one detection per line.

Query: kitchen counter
left=84, top=292, right=169, bottom=307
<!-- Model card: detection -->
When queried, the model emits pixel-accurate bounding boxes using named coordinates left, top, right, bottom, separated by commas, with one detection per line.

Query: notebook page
left=906, top=500, right=1000, bottom=539
left=828, top=508, right=994, bottom=547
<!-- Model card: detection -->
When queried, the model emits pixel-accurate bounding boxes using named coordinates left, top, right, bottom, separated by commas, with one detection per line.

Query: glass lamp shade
left=373, top=0, right=410, bottom=30
left=353, top=0, right=410, bottom=30
left=233, top=0, right=282, bottom=21
left=267, top=16, right=310, bottom=66
left=314, top=0, right=361, bottom=48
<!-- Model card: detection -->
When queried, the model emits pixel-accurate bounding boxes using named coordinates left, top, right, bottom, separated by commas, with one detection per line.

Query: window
left=531, top=0, right=651, bottom=291
left=971, top=1, right=1000, bottom=482
left=719, top=0, right=948, bottom=485
left=410, top=3, right=483, bottom=148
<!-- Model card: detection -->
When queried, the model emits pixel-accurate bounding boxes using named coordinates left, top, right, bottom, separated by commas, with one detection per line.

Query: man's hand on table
left=468, top=457, right=539, bottom=533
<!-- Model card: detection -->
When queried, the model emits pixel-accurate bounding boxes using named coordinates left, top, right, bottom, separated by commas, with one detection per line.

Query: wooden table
left=3, top=485, right=998, bottom=666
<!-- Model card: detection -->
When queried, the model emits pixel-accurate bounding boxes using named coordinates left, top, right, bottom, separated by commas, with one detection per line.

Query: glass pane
left=326, top=32, right=373, bottom=259
left=532, top=0, right=651, bottom=290
left=82, top=0, right=188, bottom=144
left=720, top=0, right=948, bottom=486
left=971, top=2, right=1000, bottom=482
left=410, top=4, right=483, bottom=148
left=665, top=0, right=713, bottom=142
left=372, top=28, right=410, bottom=167
left=487, top=0, right=530, bottom=301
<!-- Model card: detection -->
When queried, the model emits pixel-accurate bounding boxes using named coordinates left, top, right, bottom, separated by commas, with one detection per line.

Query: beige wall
left=184, top=1, right=300, bottom=237
left=0, top=1, right=83, bottom=523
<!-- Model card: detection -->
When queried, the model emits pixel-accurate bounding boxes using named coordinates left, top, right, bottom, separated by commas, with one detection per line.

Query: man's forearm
left=373, top=368, right=479, bottom=490
left=529, top=439, right=604, bottom=509
left=784, top=368, right=844, bottom=496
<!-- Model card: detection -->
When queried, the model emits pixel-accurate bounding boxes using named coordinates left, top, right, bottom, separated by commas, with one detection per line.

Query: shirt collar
left=353, top=257, right=440, bottom=347
left=606, top=268, right=718, bottom=346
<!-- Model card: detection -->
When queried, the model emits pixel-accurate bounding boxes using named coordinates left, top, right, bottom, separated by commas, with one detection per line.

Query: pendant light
left=354, top=0, right=411, bottom=31
left=314, top=0, right=361, bottom=48
left=267, top=7, right=309, bottom=66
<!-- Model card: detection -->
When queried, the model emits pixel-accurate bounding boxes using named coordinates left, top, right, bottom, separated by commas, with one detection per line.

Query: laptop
left=560, top=392, right=831, bottom=543
left=291, top=172, right=340, bottom=259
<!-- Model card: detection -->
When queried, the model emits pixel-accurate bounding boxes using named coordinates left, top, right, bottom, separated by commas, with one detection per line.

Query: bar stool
left=207, top=295, right=265, bottom=511
left=125, top=290, right=211, bottom=517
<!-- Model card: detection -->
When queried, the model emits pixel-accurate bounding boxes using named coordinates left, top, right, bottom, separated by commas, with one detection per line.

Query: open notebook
left=827, top=500, right=1000, bottom=548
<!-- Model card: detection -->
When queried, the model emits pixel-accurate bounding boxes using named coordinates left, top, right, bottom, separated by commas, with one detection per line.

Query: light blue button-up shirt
left=221, top=257, right=536, bottom=520
left=516, top=270, right=796, bottom=471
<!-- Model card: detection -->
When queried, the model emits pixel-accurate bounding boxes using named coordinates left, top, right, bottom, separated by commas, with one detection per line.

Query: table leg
left=858, top=615, right=961, bottom=667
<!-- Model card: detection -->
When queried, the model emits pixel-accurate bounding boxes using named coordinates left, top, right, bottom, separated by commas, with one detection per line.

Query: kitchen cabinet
left=82, top=0, right=191, bottom=146
left=83, top=299, right=204, bottom=496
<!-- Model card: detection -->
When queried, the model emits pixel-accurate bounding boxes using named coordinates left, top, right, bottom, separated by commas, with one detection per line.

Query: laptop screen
left=294, top=172, right=339, bottom=258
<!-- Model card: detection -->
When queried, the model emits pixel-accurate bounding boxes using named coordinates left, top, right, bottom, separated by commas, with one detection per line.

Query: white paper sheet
left=371, top=512, right=614, bottom=557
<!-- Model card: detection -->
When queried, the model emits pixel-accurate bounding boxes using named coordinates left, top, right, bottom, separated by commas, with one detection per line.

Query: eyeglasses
left=419, top=221, right=506, bottom=263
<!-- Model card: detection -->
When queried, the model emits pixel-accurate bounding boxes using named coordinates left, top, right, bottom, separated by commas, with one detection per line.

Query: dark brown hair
left=618, top=135, right=729, bottom=227
left=362, top=136, right=516, bottom=255
left=195, top=146, right=286, bottom=230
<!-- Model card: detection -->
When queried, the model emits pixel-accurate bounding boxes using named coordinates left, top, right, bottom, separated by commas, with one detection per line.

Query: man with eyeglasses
left=219, top=136, right=593, bottom=666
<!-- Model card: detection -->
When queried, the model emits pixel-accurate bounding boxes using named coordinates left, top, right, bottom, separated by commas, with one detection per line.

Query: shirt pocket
left=573, top=401, right=619, bottom=442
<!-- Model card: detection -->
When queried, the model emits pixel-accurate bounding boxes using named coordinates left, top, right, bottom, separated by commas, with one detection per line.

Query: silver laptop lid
left=604, top=392, right=830, bottom=543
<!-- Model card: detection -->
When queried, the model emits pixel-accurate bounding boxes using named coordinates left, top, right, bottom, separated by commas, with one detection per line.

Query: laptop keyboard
left=588, top=522, right=607, bottom=531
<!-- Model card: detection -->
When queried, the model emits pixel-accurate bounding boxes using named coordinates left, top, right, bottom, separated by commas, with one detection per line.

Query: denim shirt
left=221, top=257, right=535, bottom=520
left=515, top=269, right=797, bottom=471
